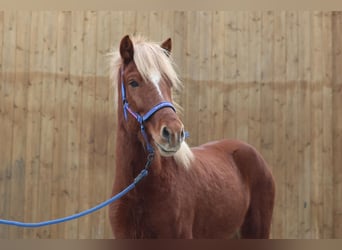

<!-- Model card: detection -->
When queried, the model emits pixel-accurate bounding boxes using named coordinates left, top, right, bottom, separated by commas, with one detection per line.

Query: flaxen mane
left=110, top=36, right=181, bottom=90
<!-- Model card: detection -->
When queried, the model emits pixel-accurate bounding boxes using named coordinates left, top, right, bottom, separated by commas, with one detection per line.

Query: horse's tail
left=232, top=141, right=276, bottom=239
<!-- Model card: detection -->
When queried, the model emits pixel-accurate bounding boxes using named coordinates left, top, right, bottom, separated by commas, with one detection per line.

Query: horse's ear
left=120, top=35, right=134, bottom=64
left=161, top=38, right=172, bottom=56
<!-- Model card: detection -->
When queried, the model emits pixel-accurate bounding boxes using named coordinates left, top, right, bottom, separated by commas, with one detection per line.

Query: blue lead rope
left=0, top=65, right=189, bottom=228
left=0, top=169, right=149, bottom=228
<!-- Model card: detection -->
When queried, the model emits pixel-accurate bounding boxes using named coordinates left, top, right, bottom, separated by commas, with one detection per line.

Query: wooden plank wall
left=0, top=11, right=341, bottom=239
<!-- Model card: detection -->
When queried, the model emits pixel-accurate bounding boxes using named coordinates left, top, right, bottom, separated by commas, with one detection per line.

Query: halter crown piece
left=120, top=66, right=176, bottom=154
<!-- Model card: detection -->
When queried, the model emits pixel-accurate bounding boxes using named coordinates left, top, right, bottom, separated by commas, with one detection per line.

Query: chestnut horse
left=109, top=35, right=275, bottom=239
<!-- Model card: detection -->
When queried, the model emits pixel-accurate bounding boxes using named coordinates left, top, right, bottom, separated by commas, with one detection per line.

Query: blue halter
left=120, top=67, right=176, bottom=154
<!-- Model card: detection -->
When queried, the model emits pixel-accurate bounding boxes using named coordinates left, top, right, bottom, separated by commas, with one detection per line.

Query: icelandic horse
left=109, top=35, right=275, bottom=239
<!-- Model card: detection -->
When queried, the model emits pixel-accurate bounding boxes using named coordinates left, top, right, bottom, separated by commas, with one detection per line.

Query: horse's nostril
left=180, top=129, right=184, bottom=139
left=162, top=126, right=171, bottom=140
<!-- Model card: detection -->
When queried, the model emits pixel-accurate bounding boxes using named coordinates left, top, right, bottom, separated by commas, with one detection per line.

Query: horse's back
left=192, top=139, right=273, bottom=183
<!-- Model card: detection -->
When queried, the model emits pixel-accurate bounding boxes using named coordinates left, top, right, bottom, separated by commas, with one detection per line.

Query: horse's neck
left=115, top=123, right=142, bottom=172
left=115, top=120, right=163, bottom=187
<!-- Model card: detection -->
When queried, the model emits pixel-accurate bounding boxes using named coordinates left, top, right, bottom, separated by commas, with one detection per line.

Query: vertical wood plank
left=0, top=11, right=5, bottom=238
left=9, top=10, right=31, bottom=239
left=235, top=11, right=249, bottom=142
left=63, top=10, right=83, bottom=239
left=1, top=11, right=17, bottom=238
left=36, top=11, right=57, bottom=239
left=260, top=11, right=275, bottom=175
left=310, top=11, right=324, bottom=239
left=78, top=10, right=97, bottom=239
left=51, top=10, right=72, bottom=239
left=285, top=11, right=299, bottom=238
left=198, top=11, right=212, bottom=144
left=223, top=12, right=237, bottom=139
left=272, top=11, right=287, bottom=239
left=135, top=11, right=149, bottom=36
left=91, top=11, right=111, bottom=239
left=161, top=11, right=180, bottom=110
left=184, top=11, right=200, bottom=147
left=248, top=11, right=262, bottom=149
left=24, top=11, right=44, bottom=239
left=0, top=11, right=3, bottom=73
left=260, top=11, right=275, bottom=236
left=104, top=11, right=123, bottom=239
left=321, top=12, right=334, bottom=239
left=123, top=11, right=136, bottom=36
left=173, top=11, right=187, bottom=116
left=332, top=11, right=342, bottom=238
left=149, top=11, right=161, bottom=41
left=161, top=11, right=174, bottom=43
left=0, top=10, right=16, bottom=239
left=210, top=11, right=225, bottom=140
left=297, top=11, right=312, bottom=239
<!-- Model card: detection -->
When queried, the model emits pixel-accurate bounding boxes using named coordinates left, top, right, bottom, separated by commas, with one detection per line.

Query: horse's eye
left=129, top=81, right=139, bottom=88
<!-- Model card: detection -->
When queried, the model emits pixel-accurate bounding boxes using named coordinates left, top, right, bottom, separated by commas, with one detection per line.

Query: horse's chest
left=125, top=198, right=159, bottom=238
left=122, top=193, right=180, bottom=238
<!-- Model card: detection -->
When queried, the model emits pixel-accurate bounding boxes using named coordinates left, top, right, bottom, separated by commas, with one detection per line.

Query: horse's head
left=118, top=35, right=185, bottom=157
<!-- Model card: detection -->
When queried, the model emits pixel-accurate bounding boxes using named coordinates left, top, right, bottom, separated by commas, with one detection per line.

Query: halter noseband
left=120, top=66, right=176, bottom=154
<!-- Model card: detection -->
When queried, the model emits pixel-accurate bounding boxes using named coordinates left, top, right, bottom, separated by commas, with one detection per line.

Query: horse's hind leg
left=240, top=170, right=275, bottom=238
left=233, top=142, right=275, bottom=239
left=240, top=192, right=274, bottom=238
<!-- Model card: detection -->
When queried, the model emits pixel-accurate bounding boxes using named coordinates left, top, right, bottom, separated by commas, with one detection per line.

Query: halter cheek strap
left=120, top=67, right=176, bottom=153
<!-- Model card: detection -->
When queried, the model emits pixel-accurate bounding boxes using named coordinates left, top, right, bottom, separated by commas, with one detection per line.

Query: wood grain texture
left=332, top=11, right=342, bottom=238
left=51, top=10, right=72, bottom=239
left=272, top=11, right=287, bottom=239
left=0, top=11, right=340, bottom=239
left=23, top=11, right=44, bottom=239
left=0, top=10, right=16, bottom=239
left=297, top=11, right=312, bottom=239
